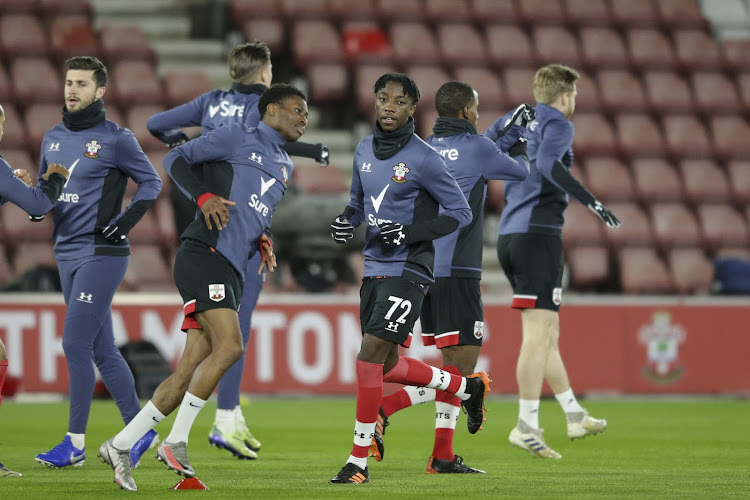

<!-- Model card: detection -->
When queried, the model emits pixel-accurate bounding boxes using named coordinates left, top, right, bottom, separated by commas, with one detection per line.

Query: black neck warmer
left=372, top=117, right=415, bottom=160
left=232, top=82, right=267, bottom=95
left=431, top=117, right=477, bottom=137
left=62, top=98, right=106, bottom=131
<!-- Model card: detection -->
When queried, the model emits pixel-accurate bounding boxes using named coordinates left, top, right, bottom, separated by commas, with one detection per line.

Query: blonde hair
left=228, top=42, right=271, bottom=83
left=533, top=64, right=580, bottom=104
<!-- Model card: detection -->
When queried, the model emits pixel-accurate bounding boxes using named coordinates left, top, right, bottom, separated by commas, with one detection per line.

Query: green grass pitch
left=0, top=398, right=748, bottom=498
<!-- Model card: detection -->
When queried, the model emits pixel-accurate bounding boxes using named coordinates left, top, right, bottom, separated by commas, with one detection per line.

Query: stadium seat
left=697, top=203, right=750, bottom=252
left=0, top=202, right=55, bottom=249
left=470, top=0, right=519, bottom=25
left=690, top=72, right=741, bottom=116
left=562, top=201, right=606, bottom=248
left=230, top=0, right=281, bottom=21
left=453, top=67, right=504, bottom=109
left=154, top=198, right=179, bottom=250
left=104, top=106, right=126, bottom=129
left=656, top=0, right=708, bottom=30
left=425, top=0, right=473, bottom=23
left=709, top=115, right=750, bottom=160
left=661, top=114, right=713, bottom=159
left=390, top=22, right=441, bottom=66
left=342, top=21, right=393, bottom=65
left=306, top=63, right=348, bottom=103
left=111, top=61, right=164, bottom=108
left=585, top=156, right=635, bottom=203
left=673, top=29, right=724, bottom=72
left=329, top=0, right=376, bottom=21
left=0, top=148, right=36, bottom=178
left=292, top=165, right=348, bottom=194
left=667, top=248, right=715, bottom=295
left=604, top=202, right=654, bottom=249
left=355, top=64, right=396, bottom=117
left=418, top=109, right=439, bottom=140
left=727, top=160, right=750, bottom=205
left=123, top=244, right=174, bottom=292
left=567, top=245, right=611, bottom=289
left=0, top=0, right=39, bottom=14
left=0, top=63, right=12, bottom=102
left=10, top=58, right=59, bottom=105
left=125, top=105, right=167, bottom=151
left=477, top=107, right=506, bottom=139
left=736, top=72, right=750, bottom=115
left=643, top=71, right=694, bottom=114
left=485, top=25, right=535, bottom=69
left=611, top=0, right=659, bottom=27
left=531, top=26, right=582, bottom=66
left=281, top=0, right=328, bottom=19
left=650, top=202, right=702, bottom=250
left=406, top=65, right=452, bottom=120
left=517, top=0, right=565, bottom=25
left=626, top=28, right=677, bottom=70
left=242, top=18, right=285, bottom=54
left=501, top=68, right=537, bottom=107
left=48, top=14, right=100, bottom=63
left=619, top=247, right=673, bottom=294
left=11, top=241, right=57, bottom=277
left=291, top=20, right=344, bottom=70
left=579, top=27, right=629, bottom=68
left=572, top=113, right=619, bottom=157
left=436, top=24, right=487, bottom=67
left=563, top=0, right=612, bottom=27
left=597, top=70, right=648, bottom=113
left=0, top=13, right=47, bottom=58
left=99, top=25, right=156, bottom=64
left=123, top=198, right=162, bottom=246
left=485, top=178, right=504, bottom=213
left=678, top=159, right=730, bottom=205
left=715, top=246, right=750, bottom=260
left=377, top=0, right=424, bottom=22
left=722, top=39, right=750, bottom=74
left=163, top=70, right=213, bottom=108
left=573, top=70, right=601, bottom=112
left=24, top=103, right=62, bottom=154
left=615, top=114, right=665, bottom=158
left=0, top=245, right=13, bottom=289
left=0, top=104, right=27, bottom=149
left=632, top=158, right=683, bottom=203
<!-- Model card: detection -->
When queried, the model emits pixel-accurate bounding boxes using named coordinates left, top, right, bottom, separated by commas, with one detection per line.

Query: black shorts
left=174, top=238, right=244, bottom=331
left=420, top=277, right=484, bottom=348
left=497, top=232, right=564, bottom=311
left=360, top=276, right=427, bottom=347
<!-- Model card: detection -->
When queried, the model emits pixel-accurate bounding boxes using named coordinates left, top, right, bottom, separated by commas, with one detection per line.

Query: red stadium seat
left=292, top=165, right=348, bottom=194
left=99, top=25, right=156, bottom=64
left=562, top=201, right=606, bottom=248
left=673, top=29, right=723, bottom=72
left=716, top=246, right=750, bottom=260
left=406, top=65, right=452, bottom=120
left=727, top=160, right=750, bottom=205
left=678, top=159, right=730, bottom=205
left=722, top=39, right=750, bottom=73
left=656, top=0, right=708, bottom=29
left=454, top=67, right=504, bottom=109
left=341, top=22, right=393, bottom=65
left=291, top=20, right=344, bottom=70
left=597, top=70, right=648, bottom=113
left=354, top=64, right=396, bottom=118
left=0, top=203, right=55, bottom=249
left=125, top=105, right=167, bottom=151
left=12, top=241, right=57, bottom=277
left=661, top=114, right=713, bottom=159
left=306, top=63, right=348, bottom=103
left=697, top=203, right=750, bottom=252
left=425, top=0, right=473, bottom=23
left=377, top=0, right=424, bottom=22
left=38, top=0, right=91, bottom=19
left=501, top=68, right=536, bottom=107
left=579, top=27, right=629, bottom=68
left=604, top=202, right=654, bottom=249
left=0, top=0, right=40, bottom=14
left=619, top=247, right=673, bottom=294
left=615, top=114, right=664, bottom=158
left=632, top=158, right=683, bottom=203
left=611, top=0, right=659, bottom=27
left=436, top=24, right=487, bottom=67
left=643, top=71, right=693, bottom=114
left=281, top=0, right=329, bottom=19
left=690, top=72, right=740, bottom=116
left=390, top=22, right=441, bottom=66
left=49, top=14, right=99, bottom=63
left=484, top=178, right=504, bottom=213
left=485, top=25, right=535, bottom=69
left=477, top=108, right=506, bottom=138
left=111, top=61, right=164, bottom=108
left=230, top=0, right=281, bottom=21
left=0, top=63, right=12, bottom=102
left=419, top=109, right=439, bottom=139
left=124, top=198, right=162, bottom=246
left=667, top=248, right=715, bottom=295
left=470, top=0, right=519, bottom=25
left=123, top=244, right=174, bottom=292
left=585, top=156, right=635, bottom=203
left=24, top=103, right=61, bottom=154
left=10, top=58, right=59, bottom=105
left=626, top=28, right=676, bottom=70
left=736, top=72, right=750, bottom=115
left=531, top=26, right=582, bottom=66
left=0, top=13, right=47, bottom=58
left=709, top=116, right=750, bottom=160
left=329, top=0, right=376, bottom=21
left=154, top=198, right=178, bottom=250
left=567, top=245, right=611, bottom=289
left=573, top=71, right=601, bottom=112
left=563, top=0, right=612, bottom=27
left=104, top=106, right=126, bottom=129
left=650, top=202, right=702, bottom=250
left=517, top=0, right=565, bottom=24
left=163, top=70, right=213, bottom=108
left=0, top=148, right=36, bottom=179
left=242, top=18, right=285, bottom=54
left=0, top=104, right=27, bottom=149
left=572, top=113, right=619, bottom=157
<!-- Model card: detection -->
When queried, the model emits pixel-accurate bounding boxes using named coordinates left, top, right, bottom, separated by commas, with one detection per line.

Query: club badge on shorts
left=209, top=283, right=225, bottom=302
left=552, top=287, right=562, bottom=306
left=474, top=321, right=484, bottom=339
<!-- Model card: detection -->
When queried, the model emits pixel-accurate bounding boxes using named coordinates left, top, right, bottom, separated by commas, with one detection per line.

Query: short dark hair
left=435, top=81, right=475, bottom=118
left=228, top=42, right=272, bottom=83
left=373, top=72, right=420, bottom=105
left=258, top=83, right=307, bottom=119
left=64, top=56, right=107, bottom=88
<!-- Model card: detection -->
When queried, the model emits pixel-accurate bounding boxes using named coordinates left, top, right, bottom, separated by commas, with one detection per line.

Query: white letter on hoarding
left=287, top=311, right=332, bottom=385
left=111, top=310, right=129, bottom=346
left=252, top=311, right=286, bottom=382
left=141, top=311, right=186, bottom=363
left=0, top=311, right=35, bottom=376
left=40, top=311, right=64, bottom=383
left=337, top=312, right=361, bottom=384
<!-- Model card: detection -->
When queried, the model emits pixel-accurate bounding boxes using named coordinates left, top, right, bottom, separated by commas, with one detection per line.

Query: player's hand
left=201, top=195, right=236, bottom=230
left=95, top=224, right=129, bottom=244
left=258, top=233, right=276, bottom=274
left=13, top=169, right=33, bottom=186
left=167, top=133, right=190, bottom=148
left=509, top=103, right=535, bottom=128
left=331, top=215, right=354, bottom=243
left=41, top=163, right=70, bottom=181
left=378, top=222, right=410, bottom=248
left=587, top=200, right=621, bottom=228
left=316, top=144, right=330, bottom=167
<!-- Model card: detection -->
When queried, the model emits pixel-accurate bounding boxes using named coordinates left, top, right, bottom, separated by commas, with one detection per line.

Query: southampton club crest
left=281, top=165, right=289, bottom=186
left=208, top=283, right=226, bottom=302
left=84, top=140, right=102, bottom=158
left=392, top=162, right=410, bottom=183
left=637, top=311, right=686, bottom=384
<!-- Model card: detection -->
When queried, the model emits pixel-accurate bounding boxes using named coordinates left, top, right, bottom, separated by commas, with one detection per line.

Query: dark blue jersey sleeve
left=0, top=155, right=63, bottom=215
left=346, top=157, right=365, bottom=227
left=147, top=93, right=208, bottom=144
left=537, top=119, right=595, bottom=206
left=477, top=135, right=530, bottom=181
left=112, top=129, right=162, bottom=230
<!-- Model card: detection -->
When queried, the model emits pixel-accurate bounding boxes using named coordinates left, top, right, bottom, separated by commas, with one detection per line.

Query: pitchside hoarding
left=1, top=294, right=748, bottom=395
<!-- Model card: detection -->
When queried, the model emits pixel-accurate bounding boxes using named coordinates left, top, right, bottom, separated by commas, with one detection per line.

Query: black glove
left=330, top=216, right=354, bottom=244
left=509, top=103, right=536, bottom=128
left=508, top=137, right=528, bottom=158
left=378, top=222, right=410, bottom=248
left=316, top=144, right=330, bottom=167
left=587, top=201, right=621, bottom=228
left=167, top=132, right=190, bottom=148
left=96, top=224, right=129, bottom=244
left=561, top=150, right=573, bottom=168
left=29, top=215, right=45, bottom=222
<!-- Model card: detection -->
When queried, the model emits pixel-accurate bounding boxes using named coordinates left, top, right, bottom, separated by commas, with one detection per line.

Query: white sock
left=454, top=378, right=470, bottom=401
left=555, top=389, right=584, bottom=414
left=113, top=400, right=165, bottom=450
left=404, top=386, right=436, bottom=406
left=435, top=401, right=460, bottom=430
left=165, top=392, right=206, bottom=444
left=519, top=399, right=540, bottom=429
left=347, top=454, right=367, bottom=469
left=215, top=409, right=235, bottom=434
left=346, top=419, right=375, bottom=470
left=66, top=432, right=85, bottom=450
left=233, top=405, right=246, bottom=425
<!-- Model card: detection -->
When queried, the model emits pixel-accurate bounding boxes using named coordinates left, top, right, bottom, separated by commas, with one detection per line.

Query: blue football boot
left=35, top=435, right=86, bottom=468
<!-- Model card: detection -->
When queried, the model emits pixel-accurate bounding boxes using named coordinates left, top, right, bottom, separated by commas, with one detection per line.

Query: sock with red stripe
left=432, top=365, right=461, bottom=460
left=383, top=357, right=470, bottom=400
left=0, top=359, right=7, bottom=407
left=347, top=360, right=383, bottom=469
left=381, top=385, right=436, bottom=417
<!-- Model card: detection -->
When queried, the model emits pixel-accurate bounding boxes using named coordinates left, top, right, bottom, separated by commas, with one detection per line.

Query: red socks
left=432, top=365, right=461, bottom=460
left=383, top=357, right=463, bottom=393
left=351, top=360, right=383, bottom=458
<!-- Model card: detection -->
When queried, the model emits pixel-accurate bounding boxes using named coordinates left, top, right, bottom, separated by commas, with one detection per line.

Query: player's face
left=272, top=95, right=308, bottom=142
left=465, top=91, right=479, bottom=129
left=375, top=81, right=415, bottom=132
left=65, top=69, right=105, bottom=113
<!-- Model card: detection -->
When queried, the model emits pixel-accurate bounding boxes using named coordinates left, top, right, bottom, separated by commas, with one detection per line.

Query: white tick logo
left=371, top=184, right=389, bottom=213
left=209, top=105, right=220, bottom=118
left=260, top=176, right=276, bottom=196
left=64, top=159, right=80, bottom=187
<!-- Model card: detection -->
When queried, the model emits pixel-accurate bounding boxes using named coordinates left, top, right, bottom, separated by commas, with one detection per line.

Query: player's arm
left=283, top=141, right=330, bottom=167
left=330, top=157, right=364, bottom=244
left=479, top=136, right=530, bottom=182
left=485, top=104, right=535, bottom=152
left=537, top=119, right=620, bottom=228
left=147, top=96, right=206, bottom=147
left=0, top=156, right=67, bottom=215
left=27, top=143, right=59, bottom=220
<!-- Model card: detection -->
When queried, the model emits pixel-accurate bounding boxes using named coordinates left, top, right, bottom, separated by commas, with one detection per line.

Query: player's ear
left=96, top=86, right=106, bottom=100
left=265, top=102, right=279, bottom=117
left=408, top=102, right=416, bottom=117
